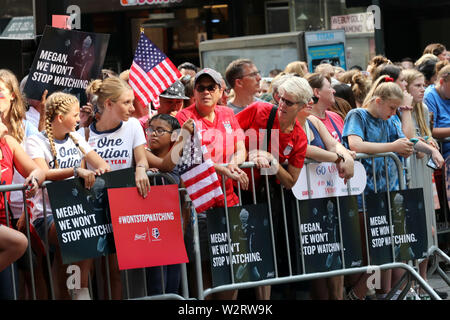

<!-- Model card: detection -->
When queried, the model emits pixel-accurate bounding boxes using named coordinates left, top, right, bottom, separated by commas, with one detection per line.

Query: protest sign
left=46, top=168, right=135, bottom=264
left=365, top=192, right=394, bottom=265
left=23, top=26, right=109, bottom=105
left=390, top=189, right=428, bottom=261
left=338, top=196, right=364, bottom=268
left=298, top=198, right=343, bottom=273
left=292, top=161, right=366, bottom=200
left=108, top=185, right=188, bottom=270
left=206, top=204, right=275, bottom=287
left=366, top=189, right=428, bottom=264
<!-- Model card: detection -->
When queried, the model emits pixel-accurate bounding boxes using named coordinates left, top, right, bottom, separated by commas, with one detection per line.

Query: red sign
left=52, top=15, right=71, bottom=30
left=108, top=185, right=188, bottom=270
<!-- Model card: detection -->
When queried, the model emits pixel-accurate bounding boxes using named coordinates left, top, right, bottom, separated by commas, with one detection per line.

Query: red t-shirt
left=315, top=110, right=344, bottom=142
left=176, top=104, right=245, bottom=208
left=0, top=139, right=14, bottom=225
left=236, top=101, right=307, bottom=186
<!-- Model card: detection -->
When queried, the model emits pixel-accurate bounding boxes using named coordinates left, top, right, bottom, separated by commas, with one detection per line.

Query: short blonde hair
left=284, top=61, right=305, bottom=77
left=278, top=76, right=313, bottom=106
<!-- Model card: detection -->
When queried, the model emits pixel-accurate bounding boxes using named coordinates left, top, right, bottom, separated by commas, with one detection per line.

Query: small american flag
left=177, top=125, right=224, bottom=214
left=129, top=32, right=180, bottom=109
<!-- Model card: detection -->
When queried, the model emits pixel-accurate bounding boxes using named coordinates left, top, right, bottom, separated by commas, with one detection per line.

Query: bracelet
left=73, top=164, right=81, bottom=177
left=335, top=152, right=345, bottom=164
left=136, top=164, right=147, bottom=170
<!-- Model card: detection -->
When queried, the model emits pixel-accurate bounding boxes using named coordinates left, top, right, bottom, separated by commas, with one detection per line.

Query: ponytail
left=362, top=75, right=403, bottom=108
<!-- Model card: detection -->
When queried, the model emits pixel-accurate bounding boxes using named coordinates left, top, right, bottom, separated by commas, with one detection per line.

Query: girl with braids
left=81, top=76, right=150, bottom=299
left=342, top=76, right=443, bottom=300
left=25, top=92, right=109, bottom=300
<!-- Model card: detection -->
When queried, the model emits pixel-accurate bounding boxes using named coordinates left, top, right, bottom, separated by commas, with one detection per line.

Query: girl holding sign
left=25, top=92, right=109, bottom=300
left=82, top=77, right=150, bottom=300
left=342, top=75, right=443, bottom=300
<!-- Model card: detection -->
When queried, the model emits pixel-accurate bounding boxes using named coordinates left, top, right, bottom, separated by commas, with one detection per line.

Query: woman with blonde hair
left=26, top=92, right=109, bottom=299
left=82, top=76, right=150, bottom=299
left=402, top=68, right=444, bottom=298
left=343, top=75, right=443, bottom=299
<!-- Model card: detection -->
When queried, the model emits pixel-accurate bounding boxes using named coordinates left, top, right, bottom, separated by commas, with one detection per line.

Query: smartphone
left=427, top=157, right=439, bottom=170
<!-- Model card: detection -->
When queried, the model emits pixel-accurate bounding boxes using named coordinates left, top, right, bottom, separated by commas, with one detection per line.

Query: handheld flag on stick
left=129, top=32, right=181, bottom=109
left=177, top=124, right=224, bottom=213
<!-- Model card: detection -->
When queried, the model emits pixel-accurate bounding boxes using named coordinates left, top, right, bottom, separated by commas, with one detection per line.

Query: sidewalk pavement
left=428, top=271, right=450, bottom=300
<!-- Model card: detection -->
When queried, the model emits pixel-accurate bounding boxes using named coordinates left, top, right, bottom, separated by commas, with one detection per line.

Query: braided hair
left=45, top=92, right=86, bottom=168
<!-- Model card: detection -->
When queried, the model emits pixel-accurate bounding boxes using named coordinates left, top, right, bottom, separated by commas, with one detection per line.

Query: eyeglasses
left=279, top=97, right=299, bottom=107
left=195, top=84, right=218, bottom=93
left=146, top=127, right=173, bottom=136
left=241, top=71, right=261, bottom=78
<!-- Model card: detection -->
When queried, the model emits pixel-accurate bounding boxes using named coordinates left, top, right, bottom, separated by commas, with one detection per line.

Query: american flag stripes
left=129, top=32, right=181, bottom=109
left=177, top=125, right=224, bottom=214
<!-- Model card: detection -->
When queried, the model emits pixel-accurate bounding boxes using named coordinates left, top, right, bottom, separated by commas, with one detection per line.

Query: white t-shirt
left=26, top=107, right=41, bottom=130
left=25, top=131, right=93, bottom=222
left=78, top=117, right=146, bottom=171
left=10, top=120, right=40, bottom=219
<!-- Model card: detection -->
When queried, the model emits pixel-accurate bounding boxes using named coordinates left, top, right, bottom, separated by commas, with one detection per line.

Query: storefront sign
left=120, top=0, right=183, bottom=6
left=331, top=12, right=375, bottom=34
left=0, top=16, right=34, bottom=39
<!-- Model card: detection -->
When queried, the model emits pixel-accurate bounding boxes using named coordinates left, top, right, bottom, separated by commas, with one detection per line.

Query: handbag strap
left=263, top=105, right=278, bottom=152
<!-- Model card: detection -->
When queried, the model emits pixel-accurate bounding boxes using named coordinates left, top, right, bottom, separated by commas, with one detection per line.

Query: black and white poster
left=366, top=189, right=428, bottom=265
left=298, top=198, right=343, bottom=273
left=390, top=189, right=428, bottom=261
left=365, top=192, right=394, bottom=265
left=339, top=196, right=364, bottom=268
left=46, top=168, right=135, bottom=264
left=23, top=26, right=109, bottom=105
left=206, top=204, right=276, bottom=288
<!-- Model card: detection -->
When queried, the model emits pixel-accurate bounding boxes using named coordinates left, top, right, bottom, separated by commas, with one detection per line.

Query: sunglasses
left=279, top=96, right=299, bottom=107
left=195, top=84, right=218, bottom=93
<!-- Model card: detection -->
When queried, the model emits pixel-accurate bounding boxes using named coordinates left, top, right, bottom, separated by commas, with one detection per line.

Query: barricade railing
left=406, top=138, right=450, bottom=297
left=2, top=153, right=448, bottom=300
left=189, top=152, right=444, bottom=300
left=435, top=137, right=450, bottom=236
left=0, top=171, right=191, bottom=301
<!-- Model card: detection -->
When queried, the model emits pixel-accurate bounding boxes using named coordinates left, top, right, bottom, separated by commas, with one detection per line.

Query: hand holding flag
left=177, top=123, right=225, bottom=214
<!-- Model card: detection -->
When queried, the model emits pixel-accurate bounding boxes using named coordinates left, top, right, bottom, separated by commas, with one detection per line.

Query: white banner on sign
left=292, top=161, right=367, bottom=200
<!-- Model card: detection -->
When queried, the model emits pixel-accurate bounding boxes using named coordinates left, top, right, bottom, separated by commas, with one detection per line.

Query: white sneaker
left=404, top=288, right=421, bottom=300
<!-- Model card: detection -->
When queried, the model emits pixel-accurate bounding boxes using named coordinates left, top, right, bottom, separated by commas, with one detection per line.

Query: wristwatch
left=335, top=152, right=345, bottom=164
left=271, top=158, right=279, bottom=167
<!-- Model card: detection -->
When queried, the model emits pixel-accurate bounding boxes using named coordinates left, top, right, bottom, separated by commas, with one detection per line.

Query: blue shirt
left=424, top=84, right=450, bottom=158
left=343, top=108, right=405, bottom=193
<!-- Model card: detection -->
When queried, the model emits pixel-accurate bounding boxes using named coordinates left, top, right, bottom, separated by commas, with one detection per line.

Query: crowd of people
left=0, top=41, right=449, bottom=301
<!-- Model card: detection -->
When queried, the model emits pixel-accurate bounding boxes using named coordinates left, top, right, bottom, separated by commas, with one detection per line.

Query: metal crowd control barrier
left=2, top=154, right=449, bottom=300
left=0, top=171, right=191, bottom=301
left=419, top=137, right=450, bottom=292
left=189, top=153, right=444, bottom=300
left=436, top=137, right=450, bottom=236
